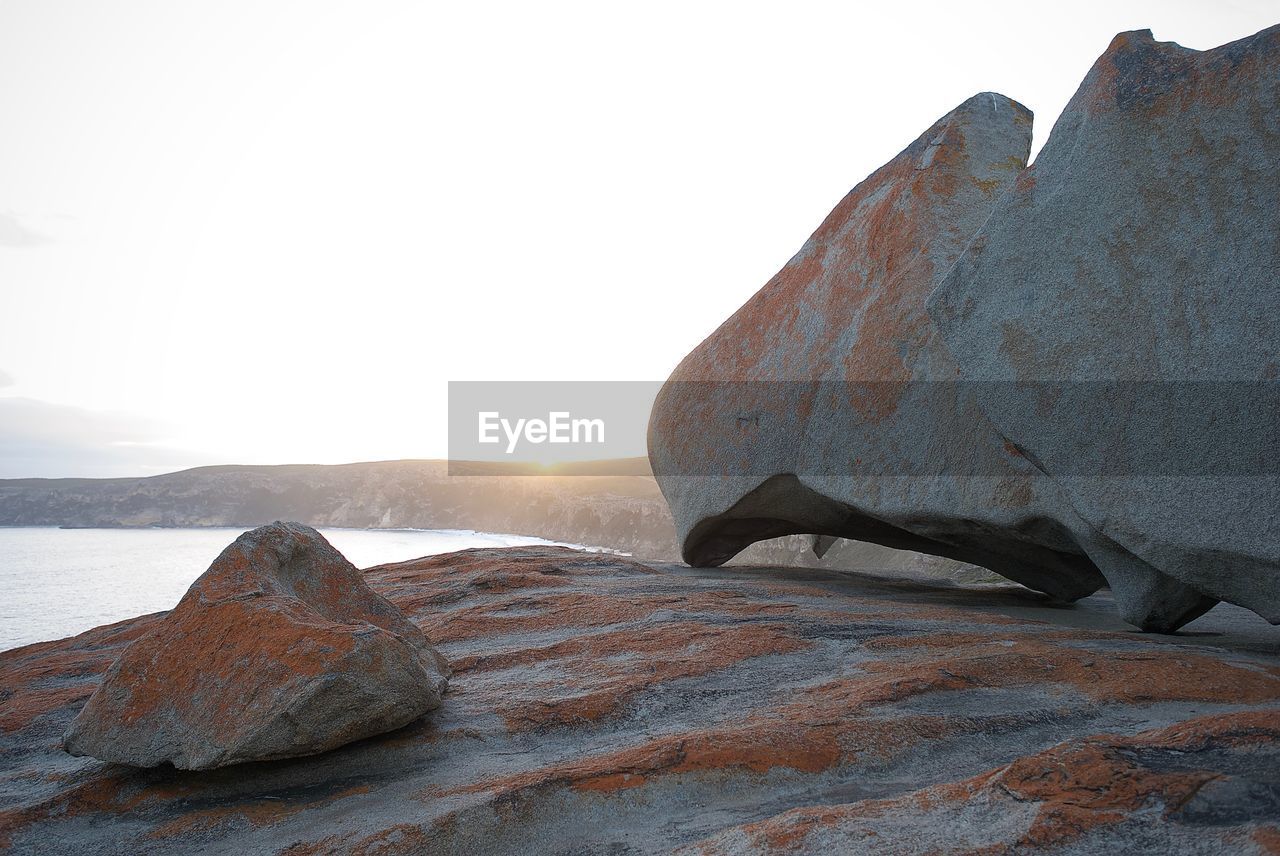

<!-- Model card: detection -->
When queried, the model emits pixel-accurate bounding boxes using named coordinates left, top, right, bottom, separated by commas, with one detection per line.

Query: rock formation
left=61, top=522, right=449, bottom=769
left=650, top=25, right=1280, bottom=632
left=648, top=92, right=1107, bottom=603
left=3, top=546, right=1278, bottom=853
left=929, top=26, right=1280, bottom=629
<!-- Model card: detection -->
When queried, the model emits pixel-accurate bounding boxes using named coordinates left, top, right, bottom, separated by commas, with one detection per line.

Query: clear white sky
left=0, top=0, right=1275, bottom=477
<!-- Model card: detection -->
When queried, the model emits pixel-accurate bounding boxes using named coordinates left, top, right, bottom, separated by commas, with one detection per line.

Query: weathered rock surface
left=648, top=92, right=1108, bottom=602
left=2, top=546, right=1278, bottom=853
left=60, top=522, right=449, bottom=770
left=687, top=711, right=1280, bottom=855
left=929, top=26, right=1280, bottom=630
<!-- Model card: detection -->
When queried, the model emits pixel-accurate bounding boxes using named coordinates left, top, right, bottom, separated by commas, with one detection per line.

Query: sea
left=0, top=526, right=597, bottom=651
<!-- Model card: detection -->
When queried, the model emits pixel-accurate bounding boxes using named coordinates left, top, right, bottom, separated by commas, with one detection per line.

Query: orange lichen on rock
left=692, top=710, right=1280, bottom=855
left=998, top=742, right=1218, bottom=848
left=435, top=720, right=848, bottom=802
left=1254, top=825, right=1280, bottom=855
left=859, top=633, right=1280, bottom=706
left=1126, top=708, right=1280, bottom=751
left=457, top=620, right=809, bottom=729
left=981, top=711, right=1280, bottom=851
left=0, top=769, right=196, bottom=848
left=144, top=784, right=372, bottom=840
left=437, top=675, right=965, bottom=805
left=0, top=613, right=166, bottom=733
left=0, top=684, right=95, bottom=733
left=367, top=547, right=657, bottom=606
left=417, top=591, right=666, bottom=643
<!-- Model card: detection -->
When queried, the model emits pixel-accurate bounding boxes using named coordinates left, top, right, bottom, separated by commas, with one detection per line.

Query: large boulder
left=62, top=522, right=449, bottom=769
left=648, top=92, right=1106, bottom=602
left=929, top=26, right=1280, bottom=629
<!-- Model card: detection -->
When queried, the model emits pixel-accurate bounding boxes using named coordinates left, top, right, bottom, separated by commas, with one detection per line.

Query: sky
left=0, top=0, right=1276, bottom=477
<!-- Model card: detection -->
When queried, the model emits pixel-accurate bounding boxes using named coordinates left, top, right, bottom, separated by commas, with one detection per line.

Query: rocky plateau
left=2, top=545, right=1279, bottom=854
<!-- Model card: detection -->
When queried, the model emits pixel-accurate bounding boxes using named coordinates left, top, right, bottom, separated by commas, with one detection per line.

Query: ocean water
left=0, top=526, right=594, bottom=651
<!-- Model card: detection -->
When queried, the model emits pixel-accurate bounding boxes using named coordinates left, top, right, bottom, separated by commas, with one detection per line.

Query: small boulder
left=63, top=522, right=449, bottom=770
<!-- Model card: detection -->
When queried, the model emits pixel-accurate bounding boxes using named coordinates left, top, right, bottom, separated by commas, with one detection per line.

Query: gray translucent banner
left=448, top=380, right=1278, bottom=476
left=448, top=381, right=661, bottom=473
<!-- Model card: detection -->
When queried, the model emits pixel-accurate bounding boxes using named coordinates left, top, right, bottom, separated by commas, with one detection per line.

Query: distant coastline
left=0, top=458, right=678, bottom=558
left=0, top=458, right=998, bottom=581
